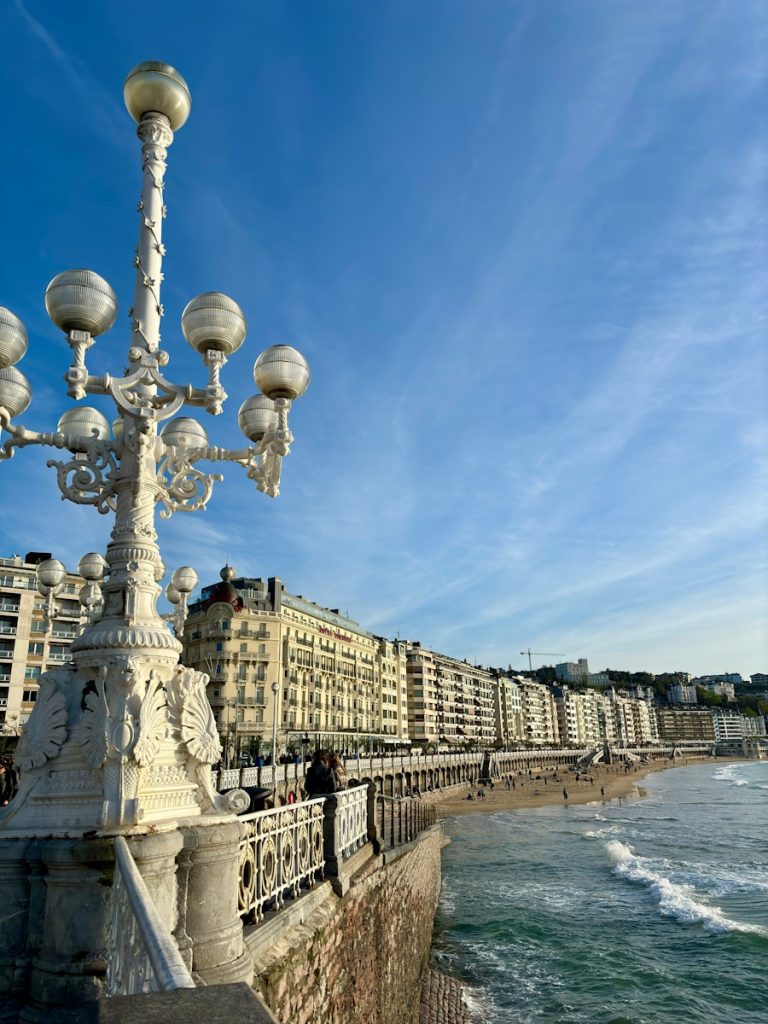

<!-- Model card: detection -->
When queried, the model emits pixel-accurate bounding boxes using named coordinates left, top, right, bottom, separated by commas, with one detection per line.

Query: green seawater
left=434, top=761, right=768, bottom=1024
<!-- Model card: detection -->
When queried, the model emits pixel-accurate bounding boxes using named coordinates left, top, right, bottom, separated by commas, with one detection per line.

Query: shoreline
left=422, top=755, right=739, bottom=1024
left=431, top=755, right=722, bottom=818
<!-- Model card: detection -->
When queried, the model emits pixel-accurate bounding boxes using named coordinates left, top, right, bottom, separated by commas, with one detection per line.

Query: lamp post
left=224, top=697, right=237, bottom=769
left=271, top=680, right=280, bottom=769
left=0, top=62, right=310, bottom=832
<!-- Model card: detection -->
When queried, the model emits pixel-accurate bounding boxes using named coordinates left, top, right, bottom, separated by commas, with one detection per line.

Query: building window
left=240, top=643, right=247, bottom=653
left=215, top=642, right=223, bottom=652
left=22, top=689, right=37, bottom=703
left=28, top=643, right=44, bottom=656
left=24, top=667, right=41, bottom=680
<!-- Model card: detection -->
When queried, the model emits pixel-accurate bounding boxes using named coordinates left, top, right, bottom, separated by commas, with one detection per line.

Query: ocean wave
left=712, top=765, right=749, bottom=787
left=607, top=840, right=768, bottom=937
left=585, top=826, right=620, bottom=839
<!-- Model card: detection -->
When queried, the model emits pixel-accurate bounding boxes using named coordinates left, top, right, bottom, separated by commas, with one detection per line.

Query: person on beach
left=563, top=788, right=568, bottom=801
left=477, top=785, right=486, bottom=799
left=600, top=786, right=605, bottom=798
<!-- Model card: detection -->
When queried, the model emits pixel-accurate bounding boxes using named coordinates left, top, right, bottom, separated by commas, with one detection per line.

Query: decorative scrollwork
left=47, top=435, right=118, bottom=513
left=167, top=666, right=221, bottom=765
left=132, top=671, right=168, bottom=767
left=156, top=449, right=222, bottom=518
left=75, top=666, right=109, bottom=768
left=15, top=670, right=70, bottom=771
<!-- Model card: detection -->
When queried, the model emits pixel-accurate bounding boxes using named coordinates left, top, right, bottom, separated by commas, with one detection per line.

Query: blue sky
left=0, top=1, right=765, bottom=676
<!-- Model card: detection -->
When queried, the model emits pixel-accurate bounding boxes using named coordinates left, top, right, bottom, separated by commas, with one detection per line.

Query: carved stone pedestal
left=179, top=820, right=252, bottom=987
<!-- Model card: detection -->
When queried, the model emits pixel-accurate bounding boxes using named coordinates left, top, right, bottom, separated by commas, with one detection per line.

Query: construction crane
left=520, top=649, right=565, bottom=672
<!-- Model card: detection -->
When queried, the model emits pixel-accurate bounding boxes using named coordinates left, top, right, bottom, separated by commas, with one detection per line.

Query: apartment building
left=0, top=553, right=84, bottom=733
left=558, top=687, right=605, bottom=747
left=656, top=708, right=716, bottom=742
left=519, top=678, right=560, bottom=746
left=493, top=674, right=525, bottom=746
left=405, top=644, right=495, bottom=746
left=182, top=568, right=409, bottom=761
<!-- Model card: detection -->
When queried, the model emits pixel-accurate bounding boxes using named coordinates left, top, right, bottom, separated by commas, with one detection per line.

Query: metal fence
left=333, top=784, right=368, bottom=861
left=375, top=795, right=438, bottom=850
left=238, top=797, right=326, bottom=923
left=106, top=836, right=196, bottom=996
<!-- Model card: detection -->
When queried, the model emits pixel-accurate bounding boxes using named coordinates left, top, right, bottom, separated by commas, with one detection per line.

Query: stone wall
left=248, top=826, right=445, bottom=1024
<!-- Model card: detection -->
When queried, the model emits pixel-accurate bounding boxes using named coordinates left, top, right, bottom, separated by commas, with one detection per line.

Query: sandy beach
left=432, top=756, right=718, bottom=817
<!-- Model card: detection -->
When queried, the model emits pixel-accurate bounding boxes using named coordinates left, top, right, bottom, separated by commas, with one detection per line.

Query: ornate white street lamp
left=0, top=62, right=310, bottom=831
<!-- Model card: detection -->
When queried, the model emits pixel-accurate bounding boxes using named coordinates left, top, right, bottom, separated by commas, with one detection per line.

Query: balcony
left=0, top=675, right=10, bottom=683
left=0, top=625, right=17, bottom=635
left=238, top=651, right=270, bottom=663
left=47, top=653, right=71, bottom=663
left=237, top=628, right=270, bottom=640
left=51, top=630, right=78, bottom=640
left=0, top=602, right=20, bottom=614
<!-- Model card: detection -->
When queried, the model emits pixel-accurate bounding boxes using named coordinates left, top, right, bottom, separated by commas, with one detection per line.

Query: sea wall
left=247, top=826, right=445, bottom=1024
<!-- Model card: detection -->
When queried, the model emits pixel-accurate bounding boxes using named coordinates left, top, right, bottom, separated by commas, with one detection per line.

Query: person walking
left=562, top=787, right=568, bottom=802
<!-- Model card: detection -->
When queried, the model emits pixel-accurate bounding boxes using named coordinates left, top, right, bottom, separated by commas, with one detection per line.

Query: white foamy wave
left=712, top=765, right=749, bottom=787
left=607, top=840, right=768, bottom=937
left=584, top=825, right=620, bottom=839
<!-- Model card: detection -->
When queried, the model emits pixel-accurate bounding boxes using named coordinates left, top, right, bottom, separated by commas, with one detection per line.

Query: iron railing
left=333, top=784, right=368, bottom=861
left=238, top=797, right=326, bottom=922
left=376, top=795, right=437, bottom=850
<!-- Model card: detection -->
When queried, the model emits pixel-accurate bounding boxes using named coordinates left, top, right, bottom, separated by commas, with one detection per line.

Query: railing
left=376, top=795, right=437, bottom=850
left=333, top=784, right=368, bottom=861
left=106, top=836, right=196, bottom=996
left=238, top=797, right=325, bottom=922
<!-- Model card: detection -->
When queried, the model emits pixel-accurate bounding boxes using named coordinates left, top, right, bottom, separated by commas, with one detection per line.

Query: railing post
left=322, top=795, right=347, bottom=896
left=367, top=782, right=381, bottom=855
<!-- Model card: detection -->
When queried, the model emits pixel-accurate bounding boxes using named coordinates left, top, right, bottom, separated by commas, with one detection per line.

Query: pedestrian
left=562, top=787, right=568, bottom=801
left=328, top=753, right=348, bottom=792
left=477, top=785, right=486, bottom=799
left=600, top=785, right=605, bottom=798
left=512, top=779, right=516, bottom=790
left=304, top=750, right=332, bottom=798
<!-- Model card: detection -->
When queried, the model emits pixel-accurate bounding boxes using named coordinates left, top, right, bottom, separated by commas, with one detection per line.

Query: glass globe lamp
left=57, top=407, right=111, bottom=443
left=237, top=395, right=277, bottom=442
left=0, top=367, right=32, bottom=418
left=0, top=308, right=28, bottom=368
left=124, top=62, right=191, bottom=131
left=181, top=293, right=247, bottom=357
left=78, top=552, right=109, bottom=581
left=36, top=558, right=67, bottom=592
left=171, top=566, right=198, bottom=595
left=160, top=417, right=208, bottom=449
left=165, top=582, right=181, bottom=605
left=253, top=345, right=310, bottom=400
left=45, top=270, right=118, bottom=337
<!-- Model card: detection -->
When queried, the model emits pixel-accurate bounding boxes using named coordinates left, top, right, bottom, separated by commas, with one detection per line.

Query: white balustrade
left=334, top=784, right=368, bottom=861
left=218, top=768, right=240, bottom=790
left=106, top=836, right=195, bottom=996
left=238, top=798, right=325, bottom=921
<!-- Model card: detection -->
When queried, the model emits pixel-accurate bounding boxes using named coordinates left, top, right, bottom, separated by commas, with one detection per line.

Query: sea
left=433, top=760, right=768, bottom=1024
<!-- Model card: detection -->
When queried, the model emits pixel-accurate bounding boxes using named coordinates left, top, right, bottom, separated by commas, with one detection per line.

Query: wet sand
left=433, top=757, right=717, bottom=817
